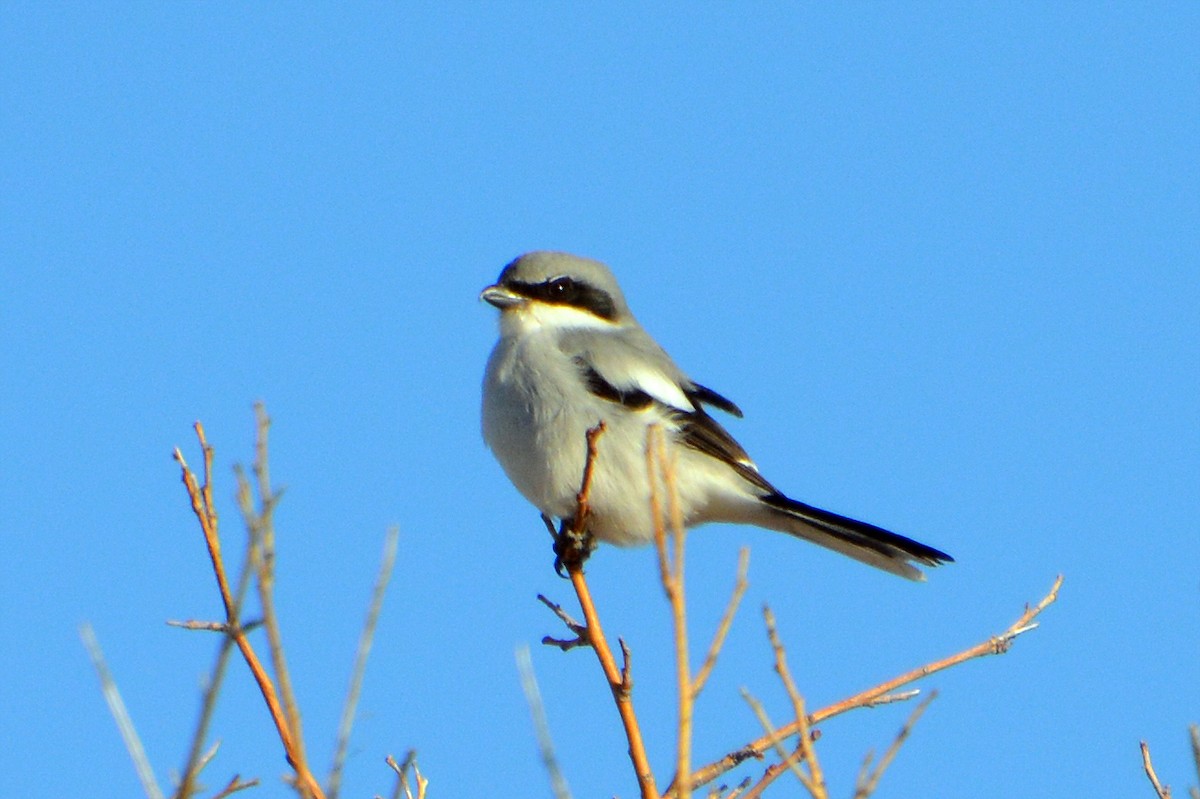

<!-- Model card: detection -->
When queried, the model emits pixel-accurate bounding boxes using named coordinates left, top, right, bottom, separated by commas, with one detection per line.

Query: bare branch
left=210, top=775, right=260, bottom=799
left=173, top=427, right=262, bottom=799
left=647, top=426, right=693, bottom=799
left=173, top=631, right=244, bottom=799
left=1190, top=724, right=1200, bottom=799
left=685, top=574, right=1064, bottom=793
left=176, top=415, right=324, bottom=799
left=739, top=689, right=818, bottom=798
left=852, top=691, right=936, bottom=798
left=763, top=605, right=824, bottom=797
left=549, top=422, right=660, bottom=799
left=692, top=548, right=750, bottom=699
left=517, top=645, right=573, bottom=799
left=385, top=752, right=427, bottom=799
left=1143, top=741, right=1174, bottom=799
left=860, top=689, right=921, bottom=708
left=81, top=623, right=165, bottom=799
left=538, top=594, right=589, bottom=650
left=328, top=527, right=399, bottom=799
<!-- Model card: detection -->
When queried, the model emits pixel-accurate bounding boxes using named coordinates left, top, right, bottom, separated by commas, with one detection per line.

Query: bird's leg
left=553, top=517, right=596, bottom=577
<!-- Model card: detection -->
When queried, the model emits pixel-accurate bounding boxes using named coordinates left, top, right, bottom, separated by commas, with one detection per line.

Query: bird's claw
left=553, top=522, right=595, bottom=577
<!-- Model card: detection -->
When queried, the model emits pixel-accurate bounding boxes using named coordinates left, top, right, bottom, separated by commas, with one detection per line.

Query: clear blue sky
left=2, top=5, right=1197, bottom=797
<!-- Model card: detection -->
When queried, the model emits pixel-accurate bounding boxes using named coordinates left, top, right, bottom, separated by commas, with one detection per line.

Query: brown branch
left=683, top=574, right=1064, bottom=794
left=174, top=418, right=325, bottom=799
left=544, top=422, right=660, bottom=799
left=538, top=594, right=589, bottom=651
left=763, top=605, right=825, bottom=797
left=173, top=430, right=261, bottom=799
left=647, top=426, right=694, bottom=799
left=1143, top=741, right=1173, bottom=799
left=175, top=424, right=235, bottom=621
left=385, top=752, right=427, bottom=799
left=238, top=405, right=309, bottom=775
left=566, top=555, right=658, bottom=797
left=740, top=689, right=815, bottom=798
left=210, top=775, right=261, bottom=799
left=857, top=689, right=921, bottom=708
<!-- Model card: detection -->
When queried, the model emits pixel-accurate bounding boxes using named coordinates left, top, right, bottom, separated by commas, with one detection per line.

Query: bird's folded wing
left=567, top=334, right=774, bottom=494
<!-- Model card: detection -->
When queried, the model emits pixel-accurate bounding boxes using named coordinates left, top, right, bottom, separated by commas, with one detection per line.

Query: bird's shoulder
left=556, top=327, right=771, bottom=490
left=557, top=327, right=694, bottom=412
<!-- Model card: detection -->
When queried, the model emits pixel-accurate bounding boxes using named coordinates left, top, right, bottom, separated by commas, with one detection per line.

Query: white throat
left=498, top=301, right=623, bottom=338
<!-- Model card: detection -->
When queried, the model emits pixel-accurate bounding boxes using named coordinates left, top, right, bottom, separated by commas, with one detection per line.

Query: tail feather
left=760, top=493, right=953, bottom=581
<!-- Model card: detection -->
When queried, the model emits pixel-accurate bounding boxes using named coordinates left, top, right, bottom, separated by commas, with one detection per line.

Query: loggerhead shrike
left=481, top=251, right=952, bottom=580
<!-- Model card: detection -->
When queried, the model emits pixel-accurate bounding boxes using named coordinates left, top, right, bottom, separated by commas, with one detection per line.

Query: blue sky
left=2, top=4, right=1197, bottom=797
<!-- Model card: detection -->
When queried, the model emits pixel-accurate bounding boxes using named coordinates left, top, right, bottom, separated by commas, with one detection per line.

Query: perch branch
left=543, top=422, right=660, bottom=799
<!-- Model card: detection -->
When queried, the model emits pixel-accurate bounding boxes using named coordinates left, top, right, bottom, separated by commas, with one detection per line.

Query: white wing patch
left=620, top=364, right=692, bottom=411
left=564, top=327, right=696, bottom=413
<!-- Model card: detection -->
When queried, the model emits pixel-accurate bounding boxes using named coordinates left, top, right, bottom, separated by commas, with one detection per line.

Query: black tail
left=761, top=493, right=953, bottom=581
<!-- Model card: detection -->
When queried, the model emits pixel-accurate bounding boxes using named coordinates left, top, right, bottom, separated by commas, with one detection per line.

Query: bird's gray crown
left=495, top=251, right=631, bottom=322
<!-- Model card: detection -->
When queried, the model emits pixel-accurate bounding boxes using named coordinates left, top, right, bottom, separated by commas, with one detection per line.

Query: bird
left=480, top=251, right=952, bottom=580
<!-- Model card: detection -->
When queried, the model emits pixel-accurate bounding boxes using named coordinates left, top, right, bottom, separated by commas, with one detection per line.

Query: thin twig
left=233, top=405, right=320, bottom=797
left=167, top=619, right=264, bottom=634
left=385, top=752, right=427, bottom=799
left=174, top=632, right=240, bottom=799
left=1189, top=724, right=1200, bottom=799
left=173, top=431, right=261, bottom=799
left=740, top=690, right=817, bottom=797
left=517, top=645, right=573, bottom=799
left=860, top=689, right=921, bottom=708
left=80, top=623, right=165, bottom=799
left=174, top=426, right=235, bottom=623
left=385, top=753, right=407, bottom=799
left=763, top=605, right=825, bottom=798
left=239, top=412, right=305, bottom=765
left=648, top=426, right=693, bottom=799
left=210, top=775, right=260, bottom=799
left=683, top=574, right=1064, bottom=794
left=709, top=776, right=752, bottom=799
left=1143, top=741, right=1173, bottom=799
left=852, top=691, right=936, bottom=798
left=328, top=527, right=400, bottom=799
left=538, top=593, right=589, bottom=651
left=692, top=548, right=750, bottom=699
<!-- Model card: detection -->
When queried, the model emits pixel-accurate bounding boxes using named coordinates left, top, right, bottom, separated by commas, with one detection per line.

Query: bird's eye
left=548, top=277, right=574, bottom=298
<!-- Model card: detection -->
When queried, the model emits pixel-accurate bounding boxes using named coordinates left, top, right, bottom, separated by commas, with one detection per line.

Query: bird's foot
left=553, top=520, right=595, bottom=577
